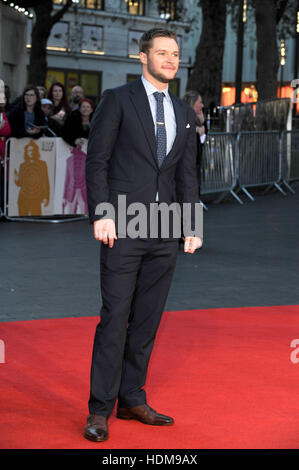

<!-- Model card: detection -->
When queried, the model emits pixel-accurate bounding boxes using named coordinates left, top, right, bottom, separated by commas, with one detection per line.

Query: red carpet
left=1, top=305, right=299, bottom=449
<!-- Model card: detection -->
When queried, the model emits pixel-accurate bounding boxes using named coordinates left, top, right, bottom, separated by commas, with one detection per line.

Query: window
left=158, top=0, right=176, bottom=21
left=53, top=0, right=103, bottom=6
left=168, top=78, right=180, bottom=96
left=46, top=69, right=102, bottom=103
left=126, top=0, right=144, bottom=16
left=128, top=30, right=144, bottom=58
left=81, top=25, right=104, bottom=54
left=82, top=0, right=104, bottom=9
left=26, top=19, right=69, bottom=52
left=48, top=22, right=69, bottom=52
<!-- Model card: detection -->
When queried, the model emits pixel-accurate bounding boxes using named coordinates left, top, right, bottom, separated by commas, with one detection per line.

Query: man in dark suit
left=84, top=28, right=202, bottom=442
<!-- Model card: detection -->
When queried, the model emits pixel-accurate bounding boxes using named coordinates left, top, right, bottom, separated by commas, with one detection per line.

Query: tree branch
left=50, top=0, right=73, bottom=27
left=276, top=0, right=289, bottom=23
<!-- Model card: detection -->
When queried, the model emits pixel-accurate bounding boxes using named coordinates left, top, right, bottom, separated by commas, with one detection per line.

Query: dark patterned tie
left=153, top=91, right=167, bottom=167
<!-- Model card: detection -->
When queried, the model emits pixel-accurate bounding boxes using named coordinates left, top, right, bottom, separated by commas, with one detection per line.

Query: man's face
left=72, top=87, right=84, bottom=103
left=140, top=36, right=179, bottom=84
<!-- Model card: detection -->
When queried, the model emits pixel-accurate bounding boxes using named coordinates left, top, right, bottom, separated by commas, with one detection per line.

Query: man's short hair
left=139, top=28, right=178, bottom=55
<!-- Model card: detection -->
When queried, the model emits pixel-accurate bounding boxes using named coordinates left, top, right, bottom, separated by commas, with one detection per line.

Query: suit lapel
left=165, top=91, right=185, bottom=162
left=129, top=79, right=186, bottom=170
left=129, top=78, right=158, bottom=168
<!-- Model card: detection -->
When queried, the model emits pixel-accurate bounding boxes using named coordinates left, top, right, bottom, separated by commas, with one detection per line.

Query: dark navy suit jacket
left=85, top=77, right=199, bottom=237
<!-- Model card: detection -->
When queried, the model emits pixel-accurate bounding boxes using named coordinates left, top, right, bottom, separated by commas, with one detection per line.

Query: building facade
left=0, top=1, right=27, bottom=100
left=25, top=0, right=194, bottom=103
left=2, top=0, right=297, bottom=106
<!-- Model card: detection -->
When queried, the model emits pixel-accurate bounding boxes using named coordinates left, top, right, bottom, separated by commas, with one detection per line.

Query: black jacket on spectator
left=8, top=107, right=46, bottom=139
left=61, top=109, right=91, bottom=147
left=44, top=116, right=63, bottom=137
left=196, top=120, right=208, bottom=198
left=196, top=120, right=208, bottom=169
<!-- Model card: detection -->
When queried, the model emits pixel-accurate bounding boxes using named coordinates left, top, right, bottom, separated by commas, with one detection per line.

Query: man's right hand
left=93, top=219, right=117, bottom=248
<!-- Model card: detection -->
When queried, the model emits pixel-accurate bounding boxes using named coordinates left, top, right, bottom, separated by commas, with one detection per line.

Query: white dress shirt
left=141, top=75, right=177, bottom=201
left=141, top=75, right=176, bottom=155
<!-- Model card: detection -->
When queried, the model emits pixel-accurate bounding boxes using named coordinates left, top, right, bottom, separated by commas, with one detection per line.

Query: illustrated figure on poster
left=62, top=145, right=88, bottom=214
left=14, top=139, right=50, bottom=216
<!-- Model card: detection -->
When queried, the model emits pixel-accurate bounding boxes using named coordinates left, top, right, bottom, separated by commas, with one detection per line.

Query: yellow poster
left=8, top=138, right=56, bottom=217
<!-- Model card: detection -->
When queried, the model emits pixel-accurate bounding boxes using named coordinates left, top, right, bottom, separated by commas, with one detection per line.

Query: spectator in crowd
left=8, top=93, right=21, bottom=112
left=69, top=85, right=85, bottom=111
left=47, top=82, right=70, bottom=130
left=61, top=98, right=94, bottom=147
left=37, top=86, right=47, bottom=100
left=0, top=91, right=11, bottom=213
left=40, top=98, right=62, bottom=137
left=0, top=92, right=11, bottom=160
left=183, top=90, right=207, bottom=196
left=8, top=85, right=46, bottom=139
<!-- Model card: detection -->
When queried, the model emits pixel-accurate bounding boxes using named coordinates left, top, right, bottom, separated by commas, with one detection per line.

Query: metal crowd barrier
left=200, top=130, right=297, bottom=203
left=1, top=131, right=297, bottom=222
left=280, top=130, right=299, bottom=193
left=235, top=131, right=285, bottom=200
left=200, top=132, right=243, bottom=204
left=3, top=137, right=88, bottom=223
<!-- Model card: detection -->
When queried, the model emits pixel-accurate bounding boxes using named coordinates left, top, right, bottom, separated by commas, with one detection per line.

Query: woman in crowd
left=0, top=91, right=11, bottom=213
left=8, top=85, right=46, bottom=139
left=61, top=98, right=94, bottom=147
left=0, top=93, right=11, bottom=160
left=47, top=82, right=70, bottom=130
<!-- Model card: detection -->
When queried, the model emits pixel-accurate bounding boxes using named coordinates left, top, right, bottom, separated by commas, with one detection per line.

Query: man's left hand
left=184, top=236, right=202, bottom=254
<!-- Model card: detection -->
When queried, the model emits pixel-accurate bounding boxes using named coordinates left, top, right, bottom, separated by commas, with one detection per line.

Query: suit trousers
left=88, top=235, right=179, bottom=417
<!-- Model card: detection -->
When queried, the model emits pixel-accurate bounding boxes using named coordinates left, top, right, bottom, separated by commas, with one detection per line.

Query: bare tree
left=255, top=0, right=279, bottom=100
left=254, top=0, right=291, bottom=100
left=17, top=0, right=73, bottom=86
left=186, top=0, right=227, bottom=109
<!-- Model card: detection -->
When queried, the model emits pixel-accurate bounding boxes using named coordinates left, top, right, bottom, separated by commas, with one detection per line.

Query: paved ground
left=0, top=184, right=298, bottom=322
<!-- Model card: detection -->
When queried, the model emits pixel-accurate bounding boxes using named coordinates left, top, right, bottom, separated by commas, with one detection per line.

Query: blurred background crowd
left=0, top=82, right=95, bottom=160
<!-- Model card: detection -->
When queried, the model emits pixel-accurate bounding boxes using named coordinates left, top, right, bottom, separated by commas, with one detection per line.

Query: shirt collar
left=141, top=75, right=169, bottom=99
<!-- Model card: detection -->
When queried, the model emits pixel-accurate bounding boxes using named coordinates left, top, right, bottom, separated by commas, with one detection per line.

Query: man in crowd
left=69, top=85, right=85, bottom=111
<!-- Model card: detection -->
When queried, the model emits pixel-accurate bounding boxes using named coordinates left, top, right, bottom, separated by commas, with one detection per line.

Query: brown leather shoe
left=116, top=404, right=174, bottom=426
left=84, top=414, right=109, bottom=442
